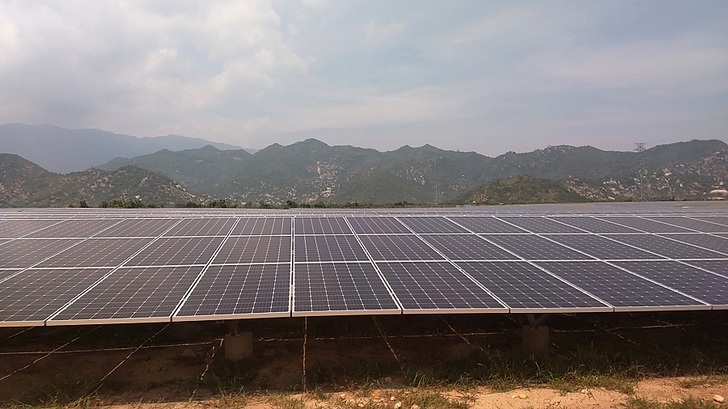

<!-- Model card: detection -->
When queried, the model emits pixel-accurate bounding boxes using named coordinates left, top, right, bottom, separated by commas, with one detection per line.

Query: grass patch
left=267, top=393, right=307, bottom=409
left=677, top=374, right=728, bottom=388
left=9, top=373, right=99, bottom=408
left=197, top=360, right=257, bottom=393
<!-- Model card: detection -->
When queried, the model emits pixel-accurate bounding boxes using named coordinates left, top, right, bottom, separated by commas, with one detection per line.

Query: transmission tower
left=634, top=143, right=647, bottom=201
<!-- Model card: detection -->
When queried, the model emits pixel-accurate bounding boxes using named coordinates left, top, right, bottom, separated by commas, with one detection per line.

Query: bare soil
left=1, top=312, right=726, bottom=408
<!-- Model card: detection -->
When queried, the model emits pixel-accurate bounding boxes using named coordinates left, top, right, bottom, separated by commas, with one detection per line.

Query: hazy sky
left=1, top=1, right=726, bottom=155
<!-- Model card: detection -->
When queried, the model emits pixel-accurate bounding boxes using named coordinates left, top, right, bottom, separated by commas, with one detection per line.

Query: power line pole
left=634, top=143, right=646, bottom=201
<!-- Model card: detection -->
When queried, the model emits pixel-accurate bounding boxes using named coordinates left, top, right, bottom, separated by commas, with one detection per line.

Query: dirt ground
left=1, top=312, right=727, bottom=408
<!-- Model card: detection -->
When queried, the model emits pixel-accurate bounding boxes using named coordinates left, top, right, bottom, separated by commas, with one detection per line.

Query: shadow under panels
left=536, top=261, right=708, bottom=311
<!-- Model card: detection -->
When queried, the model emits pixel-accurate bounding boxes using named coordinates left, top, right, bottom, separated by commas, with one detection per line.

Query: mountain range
left=0, top=123, right=248, bottom=173
left=100, top=138, right=727, bottom=205
left=1, top=123, right=726, bottom=207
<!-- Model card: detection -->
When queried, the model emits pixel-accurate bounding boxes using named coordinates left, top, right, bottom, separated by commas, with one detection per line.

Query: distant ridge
left=100, top=138, right=728, bottom=205
left=0, top=123, right=252, bottom=173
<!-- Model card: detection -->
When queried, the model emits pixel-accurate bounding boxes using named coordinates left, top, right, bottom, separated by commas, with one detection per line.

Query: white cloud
left=365, top=21, right=406, bottom=45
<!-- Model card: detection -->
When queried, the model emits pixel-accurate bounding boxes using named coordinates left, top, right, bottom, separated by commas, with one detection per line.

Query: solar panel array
left=1, top=202, right=727, bottom=327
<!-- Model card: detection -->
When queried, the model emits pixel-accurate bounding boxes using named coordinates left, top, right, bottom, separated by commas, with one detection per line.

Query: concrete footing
left=521, top=325, right=550, bottom=354
left=224, top=331, right=253, bottom=361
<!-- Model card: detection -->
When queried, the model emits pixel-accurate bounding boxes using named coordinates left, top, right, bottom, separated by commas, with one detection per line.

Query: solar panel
left=498, top=217, right=583, bottom=233
left=421, top=235, right=519, bottom=261
left=163, top=217, right=236, bottom=236
left=295, top=217, right=351, bottom=234
left=0, top=201, right=726, bottom=326
left=231, top=217, right=291, bottom=235
left=359, top=235, right=444, bottom=261
left=551, top=216, right=640, bottom=233
left=483, top=235, right=593, bottom=260
left=293, top=262, right=399, bottom=315
left=614, top=261, right=728, bottom=308
left=599, top=217, right=693, bottom=233
left=347, top=216, right=410, bottom=234
left=658, top=234, right=728, bottom=254
left=0, top=219, right=63, bottom=238
left=25, top=219, right=120, bottom=238
left=457, top=261, right=609, bottom=312
left=605, top=234, right=726, bottom=259
left=49, top=266, right=203, bottom=324
left=36, top=238, right=154, bottom=268
left=0, top=268, right=110, bottom=326
left=683, top=260, right=728, bottom=275
left=694, top=216, right=728, bottom=227
left=545, top=235, right=664, bottom=260
left=295, top=235, right=368, bottom=262
left=447, top=216, right=526, bottom=233
left=0, top=239, right=83, bottom=268
left=647, top=217, right=728, bottom=233
left=536, top=261, right=707, bottom=311
left=96, top=218, right=178, bottom=237
left=397, top=217, right=468, bottom=233
left=213, top=236, right=291, bottom=264
left=175, top=264, right=290, bottom=320
left=376, top=261, right=506, bottom=312
left=124, top=237, right=224, bottom=266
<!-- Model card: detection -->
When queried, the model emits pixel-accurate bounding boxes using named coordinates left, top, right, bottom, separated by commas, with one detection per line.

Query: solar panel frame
left=647, top=217, right=728, bottom=233
left=656, top=234, right=728, bottom=254
left=95, top=218, right=179, bottom=238
left=25, top=219, right=121, bottom=238
left=598, top=217, right=693, bottom=233
left=550, top=216, right=641, bottom=233
left=123, top=237, right=225, bottom=266
left=545, top=234, right=665, bottom=260
left=0, top=219, right=65, bottom=238
left=347, top=216, right=411, bottom=234
left=0, top=239, right=84, bottom=269
left=162, top=217, right=237, bottom=237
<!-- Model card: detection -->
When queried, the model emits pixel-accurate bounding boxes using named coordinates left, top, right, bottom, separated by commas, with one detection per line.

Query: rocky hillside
left=0, top=154, right=206, bottom=207
left=100, top=139, right=728, bottom=204
left=464, top=175, right=586, bottom=205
